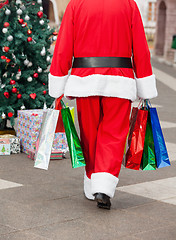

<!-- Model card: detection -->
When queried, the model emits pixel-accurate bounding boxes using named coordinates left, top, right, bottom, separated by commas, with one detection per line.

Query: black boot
left=94, top=193, right=111, bottom=210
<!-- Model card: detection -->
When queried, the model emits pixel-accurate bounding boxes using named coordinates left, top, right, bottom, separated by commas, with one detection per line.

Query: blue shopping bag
left=149, top=107, right=170, bottom=168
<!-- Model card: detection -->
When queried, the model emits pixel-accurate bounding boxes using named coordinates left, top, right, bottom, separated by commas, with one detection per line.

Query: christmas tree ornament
left=20, top=105, right=25, bottom=110
left=27, top=62, right=33, bottom=67
left=4, top=92, right=10, bottom=98
left=10, top=80, right=16, bottom=85
left=24, top=59, right=29, bottom=65
left=37, top=0, right=42, bottom=4
left=22, top=22, right=27, bottom=28
left=47, top=25, right=50, bottom=29
left=16, top=0, right=22, bottom=4
left=53, top=31, right=58, bottom=36
left=27, top=76, right=32, bottom=82
left=53, top=36, right=57, bottom=41
left=37, top=11, right=43, bottom=18
left=3, top=72, right=7, bottom=77
left=5, top=9, right=11, bottom=15
left=27, top=37, right=32, bottom=42
left=2, top=28, right=8, bottom=33
left=8, top=112, right=13, bottom=117
left=18, top=19, right=24, bottom=24
left=6, top=58, right=11, bottom=63
left=1, top=113, right=6, bottom=119
left=1, top=56, right=6, bottom=60
left=3, top=46, right=10, bottom=52
left=7, top=35, right=13, bottom=41
left=43, top=90, right=46, bottom=95
left=17, top=94, right=22, bottom=99
left=46, top=56, right=51, bottom=62
left=33, top=73, right=38, bottom=78
left=40, top=7, right=43, bottom=11
left=17, top=8, right=22, bottom=15
left=40, top=47, right=46, bottom=56
left=30, top=93, right=36, bottom=99
left=12, top=87, right=17, bottom=93
left=43, top=83, right=46, bottom=85
left=21, top=5, right=26, bottom=10
left=3, top=22, right=10, bottom=28
left=39, top=20, right=44, bottom=25
left=37, top=67, right=42, bottom=73
left=32, top=2, right=35, bottom=5
left=27, top=29, right=32, bottom=35
left=25, top=15, right=30, bottom=21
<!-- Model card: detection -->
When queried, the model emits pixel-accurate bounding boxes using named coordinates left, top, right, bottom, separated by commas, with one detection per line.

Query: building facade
left=154, top=0, right=176, bottom=63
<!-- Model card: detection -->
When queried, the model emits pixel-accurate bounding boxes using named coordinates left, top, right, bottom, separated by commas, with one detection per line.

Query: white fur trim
left=91, top=172, right=119, bottom=198
left=136, top=74, right=158, bottom=99
left=84, top=172, right=95, bottom=200
left=48, top=73, right=69, bottom=98
left=64, top=74, right=137, bottom=101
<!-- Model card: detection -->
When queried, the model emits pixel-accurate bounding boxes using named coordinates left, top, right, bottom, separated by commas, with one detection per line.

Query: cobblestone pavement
left=0, top=59, right=176, bottom=240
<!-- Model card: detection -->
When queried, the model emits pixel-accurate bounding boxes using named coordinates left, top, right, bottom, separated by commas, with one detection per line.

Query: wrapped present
left=0, top=138, right=10, bottom=155
left=16, top=109, right=69, bottom=154
left=0, top=134, right=20, bottom=154
left=28, top=149, right=63, bottom=160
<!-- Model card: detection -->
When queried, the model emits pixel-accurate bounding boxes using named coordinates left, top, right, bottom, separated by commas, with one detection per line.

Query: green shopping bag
left=141, top=109, right=156, bottom=171
left=61, top=100, right=86, bottom=168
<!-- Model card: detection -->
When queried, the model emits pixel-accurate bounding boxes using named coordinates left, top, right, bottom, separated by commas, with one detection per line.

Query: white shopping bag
left=34, top=102, right=59, bottom=170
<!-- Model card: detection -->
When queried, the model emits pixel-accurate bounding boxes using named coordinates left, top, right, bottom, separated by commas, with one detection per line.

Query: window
left=148, top=1, right=157, bottom=22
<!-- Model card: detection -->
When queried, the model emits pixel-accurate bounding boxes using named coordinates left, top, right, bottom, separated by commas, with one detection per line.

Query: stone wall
left=154, top=0, right=176, bottom=62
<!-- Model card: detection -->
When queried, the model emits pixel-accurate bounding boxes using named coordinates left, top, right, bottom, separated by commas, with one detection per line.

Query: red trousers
left=76, top=96, right=131, bottom=198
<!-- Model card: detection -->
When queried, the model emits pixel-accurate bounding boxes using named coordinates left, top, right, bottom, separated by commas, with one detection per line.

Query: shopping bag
left=149, top=107, right=170, bottom=168
left=141, top=110, right=156, bottom=171
left=34, top=103, right=59, bottom=170
left=125, top=106, right=148, bottom=170
left=55, top=95, right=65, bottom=133
left=61, top=100, right=86, bottom=168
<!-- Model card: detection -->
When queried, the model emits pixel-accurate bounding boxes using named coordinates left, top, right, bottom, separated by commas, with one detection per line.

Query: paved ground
left=0, top=59, right=176, bottom=240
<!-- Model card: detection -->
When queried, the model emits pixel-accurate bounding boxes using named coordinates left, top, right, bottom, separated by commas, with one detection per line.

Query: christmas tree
left=0, top=0, right=57, bottom=129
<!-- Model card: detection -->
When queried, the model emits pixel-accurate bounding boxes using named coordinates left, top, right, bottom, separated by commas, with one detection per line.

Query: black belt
left=72, top=57, right=132, bottom=68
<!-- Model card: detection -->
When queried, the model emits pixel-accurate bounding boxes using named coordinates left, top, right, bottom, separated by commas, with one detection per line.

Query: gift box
left=28, top=149, right=63, bottom=160
left=0, top=138, right=10, bottom=155
left=16, top=109, right=69, bottom=154
left=0, top=134, right=20, bottom=154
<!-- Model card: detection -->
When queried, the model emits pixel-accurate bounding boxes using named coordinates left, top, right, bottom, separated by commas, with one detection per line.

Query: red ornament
left=1, top=56, right=6, bottom=60
left=8, top=112, right=13, bottom=118
left=6, top=58, right=11, bottom=63
left=43, top=90, right=46, bottom=95
left=4, top=22, right=10, bottom=28
left=32, top=2, right=35, bottom=5
left=22, top=22, right=27, bottom=28
left=12, top=87, right=17, bottom=93
left=27, top=29, right=32, bottom=35
left=4, top=92, right=9, bottom=98
left=17, top=94, right=22, bottom=99
left=10, top=80, right=16, bottom=85
left=30, top=93, right=36, bottom=99
left=4, top=46, right=9, bottom=52
left=18, top=19, right=24, bottom=24
left=37, top=11, right=43, bottom=18
left=18, top=69, right=21, bottom=72
left=43, top=83, right=45, bottom=85
left=53, top=31, right=58, bottom=36
left=27, top=37, right=32, bottom=42
left=33, top=73, right=38, bottom=78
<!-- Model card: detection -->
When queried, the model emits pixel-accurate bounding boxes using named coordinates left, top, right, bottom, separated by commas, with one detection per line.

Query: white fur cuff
left=91, top=172, right=119, bottom=198
left=48, top=73, right=69, bottom=98
left=136, top=74, right=158, bottom=99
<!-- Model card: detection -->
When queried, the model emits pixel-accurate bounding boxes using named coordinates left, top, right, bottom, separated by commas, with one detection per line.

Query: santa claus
left=49, top=0, right=157, bottom=209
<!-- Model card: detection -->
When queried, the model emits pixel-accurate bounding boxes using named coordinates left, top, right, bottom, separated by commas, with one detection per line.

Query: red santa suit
left=49, top=0, right=158, bottom=200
